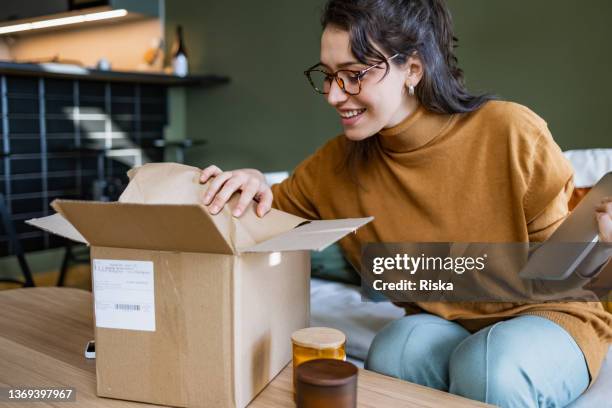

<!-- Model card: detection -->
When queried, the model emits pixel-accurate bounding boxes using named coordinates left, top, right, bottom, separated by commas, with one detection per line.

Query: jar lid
left=296, top=359, right=358, bottom=387
left=291, top=327, right=346, bottom=350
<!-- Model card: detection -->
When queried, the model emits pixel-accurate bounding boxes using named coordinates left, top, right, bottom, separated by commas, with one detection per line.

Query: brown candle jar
left=295, top=359, right=358, bottom=408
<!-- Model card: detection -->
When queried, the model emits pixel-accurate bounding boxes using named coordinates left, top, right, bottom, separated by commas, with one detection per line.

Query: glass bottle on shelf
left=171, top=25, right=188, bottom=77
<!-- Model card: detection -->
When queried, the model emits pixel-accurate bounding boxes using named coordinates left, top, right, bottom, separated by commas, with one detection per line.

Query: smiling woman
left=198, top=1, right=612, bottom=406
left=307, top=1, right=493, bottom=143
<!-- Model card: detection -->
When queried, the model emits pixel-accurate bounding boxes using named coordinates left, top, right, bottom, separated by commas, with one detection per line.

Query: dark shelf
left=0, top=61, right=230, bottom=87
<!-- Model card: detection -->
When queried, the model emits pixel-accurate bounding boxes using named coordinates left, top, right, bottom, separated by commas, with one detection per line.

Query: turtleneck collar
left=377, top=104, right=455, bottom=153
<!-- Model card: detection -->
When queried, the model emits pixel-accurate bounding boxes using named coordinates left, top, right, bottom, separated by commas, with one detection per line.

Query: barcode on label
left=114, top=304, right=141, bottom=311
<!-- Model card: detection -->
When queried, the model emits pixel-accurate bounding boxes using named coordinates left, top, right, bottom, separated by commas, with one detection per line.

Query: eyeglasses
left=304, top=53, right=400, bottom=96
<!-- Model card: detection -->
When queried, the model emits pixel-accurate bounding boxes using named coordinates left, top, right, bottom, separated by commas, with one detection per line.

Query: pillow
left=564, top=149, right=612, bottom=188
left=311, top=243, right=361, bottom=286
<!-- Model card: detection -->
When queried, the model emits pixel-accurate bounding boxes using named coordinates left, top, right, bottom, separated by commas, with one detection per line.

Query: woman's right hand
left=199, top=165, right=273, bottom=218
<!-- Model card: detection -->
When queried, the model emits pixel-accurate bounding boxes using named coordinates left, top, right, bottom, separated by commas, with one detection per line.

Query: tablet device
left=519, top=172, right=612, bottom=280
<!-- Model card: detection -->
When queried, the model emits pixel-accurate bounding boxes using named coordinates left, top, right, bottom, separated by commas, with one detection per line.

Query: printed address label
left=93, top=259, right=155, bottom=332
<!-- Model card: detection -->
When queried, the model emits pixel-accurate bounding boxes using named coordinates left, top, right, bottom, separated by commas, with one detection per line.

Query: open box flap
left=225, top=194, right=307, bottom=244
left=25, top=213, right=88, bottom=244
left=120, top=163, right=307, bottom=247
left=51, top=200, right=235, bottom=254
left=27, top=163, right=350, bottom=254
left=238, top=217, right=374, bottom=253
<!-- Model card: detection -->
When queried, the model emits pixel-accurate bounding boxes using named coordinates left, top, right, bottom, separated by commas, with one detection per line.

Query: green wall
left=166, top=0, right=611, bottom=173
left=447, top=0, right=612, bottom=150
left=165, top=0, right=339, bottom=172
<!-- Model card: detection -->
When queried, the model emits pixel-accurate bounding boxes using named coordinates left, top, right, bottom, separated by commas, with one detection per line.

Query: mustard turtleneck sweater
left=271, top=100, right=612, bottom=382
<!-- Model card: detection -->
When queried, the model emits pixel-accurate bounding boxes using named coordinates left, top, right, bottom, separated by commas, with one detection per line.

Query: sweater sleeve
left=523, top=129, right=575, bottom=242
left=526, top=140, right=611, bottom=277
left=270, top=150, right=321, bottom=220
left=527, top=177, right=573, bottom=242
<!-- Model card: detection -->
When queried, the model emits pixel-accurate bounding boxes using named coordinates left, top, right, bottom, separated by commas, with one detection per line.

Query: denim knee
left=366, top=314, right=469, bottom=391
left=449, top=316, right=589, bottom=408
left=449, top=321, right=530, bottom=406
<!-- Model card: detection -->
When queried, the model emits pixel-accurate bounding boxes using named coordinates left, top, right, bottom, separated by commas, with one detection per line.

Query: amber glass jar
left=291, top=327, right=346, bottom=392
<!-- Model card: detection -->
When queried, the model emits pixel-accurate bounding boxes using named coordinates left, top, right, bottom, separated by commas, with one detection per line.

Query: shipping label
left=92, top=259, right=156, bottom=331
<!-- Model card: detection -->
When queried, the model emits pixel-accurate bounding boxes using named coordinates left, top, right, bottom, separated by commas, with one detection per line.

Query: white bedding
left=309, top=278, right=404, bottom=362
left=564, top=149, right=612, bottom=187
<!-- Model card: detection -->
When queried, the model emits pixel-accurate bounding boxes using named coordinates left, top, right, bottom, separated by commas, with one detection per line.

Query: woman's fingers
left=597, top=212, right=612, bottom=243
left=201, top=165, right=223, bottom=205
left=233, top=178, right=260, bottom=217
left=256, top=188, right=274, bottom=218
left=595, top=199, right=612, bottom=214
left=596, top=198, right=612, bottom=243
left=209, top=174, right=250, bottom=214
left=200, top=165, right=222, bottom=184
left=200, top=167, right=272, bottom=217
left=204, top=171, right=234, bottom=207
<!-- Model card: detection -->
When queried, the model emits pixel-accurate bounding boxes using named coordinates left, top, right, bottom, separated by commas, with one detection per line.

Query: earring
left=408, top=84, right=415, bottom=96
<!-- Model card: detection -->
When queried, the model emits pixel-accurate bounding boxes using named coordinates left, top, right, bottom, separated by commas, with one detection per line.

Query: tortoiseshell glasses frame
left=304, top=53, right=400, bottom=96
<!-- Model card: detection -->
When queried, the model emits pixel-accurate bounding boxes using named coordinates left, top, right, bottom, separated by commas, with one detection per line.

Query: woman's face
left=319, top=26, right=419, bottom=141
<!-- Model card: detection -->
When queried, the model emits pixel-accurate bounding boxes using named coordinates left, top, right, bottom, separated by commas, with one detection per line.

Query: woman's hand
left=199, top=165, right=273, bottom=218
left=596, top=197, right=612, bottom=243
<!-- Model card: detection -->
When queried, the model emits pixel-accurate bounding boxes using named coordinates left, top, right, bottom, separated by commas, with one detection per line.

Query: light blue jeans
left=365, top=314, right=589, bottom=408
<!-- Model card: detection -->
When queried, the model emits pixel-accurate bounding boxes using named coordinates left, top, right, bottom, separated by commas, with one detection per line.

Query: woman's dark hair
left=321, top=0, right=495, bottom=171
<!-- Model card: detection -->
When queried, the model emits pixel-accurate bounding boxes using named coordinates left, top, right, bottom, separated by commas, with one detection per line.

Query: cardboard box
left=28, top=163, right=372, bottom=407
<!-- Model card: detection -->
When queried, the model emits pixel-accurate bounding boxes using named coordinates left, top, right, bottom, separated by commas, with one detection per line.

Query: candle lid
left=291, top=327, right=346, bottom=350
left=296, top=359, right=358, bottom=387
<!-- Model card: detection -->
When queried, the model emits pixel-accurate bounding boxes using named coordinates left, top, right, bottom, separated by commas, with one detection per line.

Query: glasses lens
left=337, top=71, right=360, bottom=95
left=305, top=70, right=361, bottom=95
left=307, top=70, right=332, bottom=94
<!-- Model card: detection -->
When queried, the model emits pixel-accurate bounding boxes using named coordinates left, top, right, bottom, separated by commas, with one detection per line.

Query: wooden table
left=0, top=288, right=493, bottom=407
